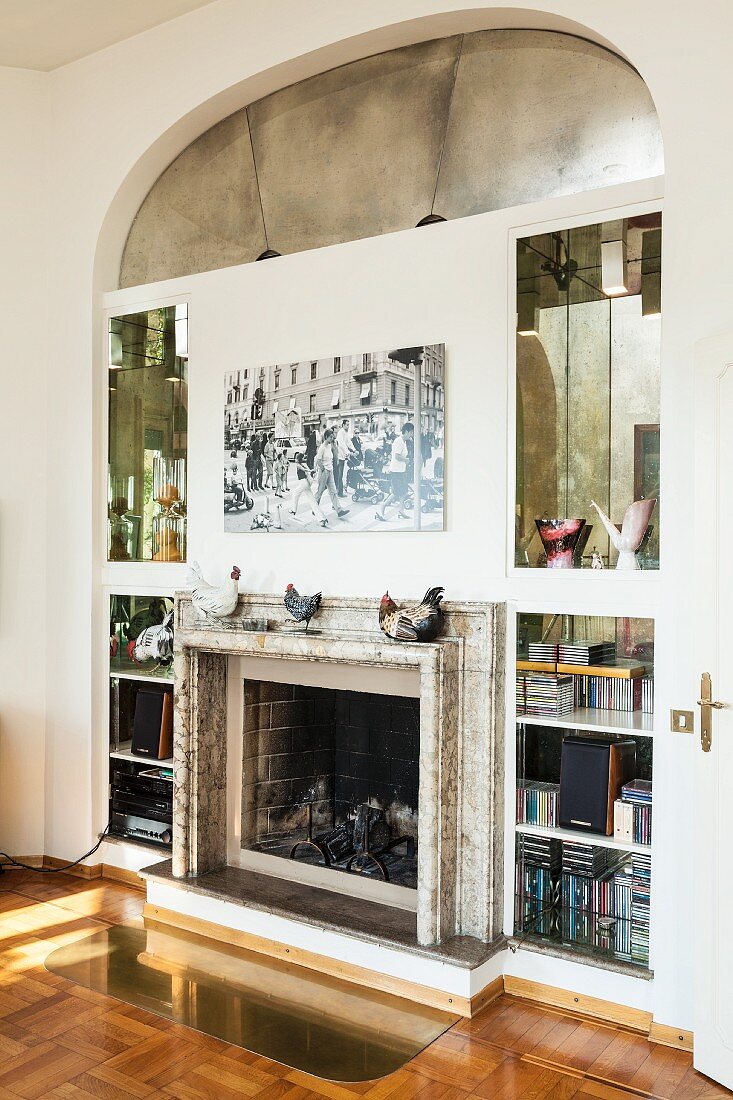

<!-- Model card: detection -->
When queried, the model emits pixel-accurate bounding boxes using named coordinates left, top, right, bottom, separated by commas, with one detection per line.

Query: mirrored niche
left=515, top=215, right=661, bottom=570
left=107, top=304, right=188, bottom=562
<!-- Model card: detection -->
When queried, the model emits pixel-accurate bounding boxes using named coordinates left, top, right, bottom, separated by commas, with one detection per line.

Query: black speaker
left=559, top=736, right=636, bottom=835
left=131, top=688, right=173, bottom=760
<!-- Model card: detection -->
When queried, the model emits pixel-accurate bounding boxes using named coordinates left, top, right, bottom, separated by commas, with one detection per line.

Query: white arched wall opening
left=76, top=0, right=706, bottom=1040
left=91, top=6, right=654, bottom=295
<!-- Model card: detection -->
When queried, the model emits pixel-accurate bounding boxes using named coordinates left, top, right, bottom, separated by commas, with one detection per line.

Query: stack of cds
left=528, top=642, right=558, bottom=662
left=516, top=780, right=559, bottom=827
left=516, top=673, right=526, bottom=716
left=641, top=675, right=654, bottom=714
left=562, top=841, right=611, bottom=878
left=573, top=674, right=643, bottom=712
left=558, top=641, right=616, bottom=665
left=512, top=836, right=559, bottom=915
left=525, top=673, right=574, bottom=717
left=562, top=868, right=617, bottom=916
left=612, top=855, right=651, bottom=965
left=619, top=780, right=652, bottom=845
left=521, top=834, right=561, bottom=873
left=630, top=853, right=651, bottom=964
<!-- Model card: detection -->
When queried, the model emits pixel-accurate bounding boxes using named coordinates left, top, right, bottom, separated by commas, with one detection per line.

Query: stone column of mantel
left=172, top=646, right=228, bottom=877
left=416, top=643, right=459, bottom=946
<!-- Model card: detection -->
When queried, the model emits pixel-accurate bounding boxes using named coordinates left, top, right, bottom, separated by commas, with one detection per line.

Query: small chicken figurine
left=188, top=562, right=241, bottom=620
left=379, top=586, right=445, bottom=643
left=127, top=611, right=174, bottom=665
left=284, top=584, right=322, bottom=632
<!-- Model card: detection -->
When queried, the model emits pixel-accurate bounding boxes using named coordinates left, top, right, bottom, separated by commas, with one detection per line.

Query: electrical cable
left=0, top=823, right=112, bottom=874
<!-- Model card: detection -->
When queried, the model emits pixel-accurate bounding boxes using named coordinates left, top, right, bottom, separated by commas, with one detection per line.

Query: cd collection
left=557, top=641, right=616, bottom=665
left=614, top=779, right=653, bottom=845
left=516, top=780, right=560, bottom=828
left=524, top=673, right=574, bottom=717
left=517, top=837, right=652, bottom=967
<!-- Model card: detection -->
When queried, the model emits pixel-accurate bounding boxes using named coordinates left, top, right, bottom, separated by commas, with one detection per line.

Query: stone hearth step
left=140, top=859, right=502, bottom=969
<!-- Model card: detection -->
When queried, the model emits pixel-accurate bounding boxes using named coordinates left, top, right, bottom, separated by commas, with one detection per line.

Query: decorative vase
left=152, top=457, right=187, bottom=561
left=589, top=498, right=657, bottom=570
left=535, top=518, right=586, bottom=569
left=107, top=474, right=134, bottom=561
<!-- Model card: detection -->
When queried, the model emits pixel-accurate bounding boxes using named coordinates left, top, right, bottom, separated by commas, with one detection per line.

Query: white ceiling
left=0, top=0, right=218, bottom=71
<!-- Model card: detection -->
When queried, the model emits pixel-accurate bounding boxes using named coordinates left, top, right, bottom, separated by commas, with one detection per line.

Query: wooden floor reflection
left=44, top=922, right=455, bottom=1082
left=0, top=868, right=731, bottom=1097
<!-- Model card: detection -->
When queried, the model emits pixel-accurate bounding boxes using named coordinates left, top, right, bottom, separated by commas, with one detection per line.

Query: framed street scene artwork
left=223, top=344, right=445, bottom=533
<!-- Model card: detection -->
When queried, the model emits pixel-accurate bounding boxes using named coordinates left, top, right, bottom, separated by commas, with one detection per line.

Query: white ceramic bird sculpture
left=188, top=562, right=241, bottom=619
left=589, top=499, right=656, bottom=570
left=127, top=610, right=174, bottom=665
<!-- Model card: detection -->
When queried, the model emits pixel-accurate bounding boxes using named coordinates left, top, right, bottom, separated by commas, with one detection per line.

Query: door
left=694, top=334, right=733, bottom=1087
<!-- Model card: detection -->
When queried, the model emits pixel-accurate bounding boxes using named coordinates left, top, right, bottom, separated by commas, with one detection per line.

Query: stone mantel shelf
left=171, top=591, right=506, bottom=949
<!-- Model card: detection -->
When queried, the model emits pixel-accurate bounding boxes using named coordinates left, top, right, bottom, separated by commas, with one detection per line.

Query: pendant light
left=601, top=220, right=629, bottom=297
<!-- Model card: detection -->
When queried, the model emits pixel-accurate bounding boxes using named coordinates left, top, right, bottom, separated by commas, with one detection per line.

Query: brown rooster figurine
left=284, top=584, right=322, bottom=632
left=379, top=587, right=445, bottom=642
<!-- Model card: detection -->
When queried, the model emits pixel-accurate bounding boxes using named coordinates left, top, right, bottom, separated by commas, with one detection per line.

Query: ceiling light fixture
left=601, top=220, right=629, bottom=297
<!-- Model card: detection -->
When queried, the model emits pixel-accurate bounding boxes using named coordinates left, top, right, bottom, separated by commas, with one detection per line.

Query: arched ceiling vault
left=119, top=29, right=663, bottom=289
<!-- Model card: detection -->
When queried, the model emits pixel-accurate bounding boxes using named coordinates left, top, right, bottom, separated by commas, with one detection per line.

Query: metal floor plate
left=45, top=923, right=456, bottom=1082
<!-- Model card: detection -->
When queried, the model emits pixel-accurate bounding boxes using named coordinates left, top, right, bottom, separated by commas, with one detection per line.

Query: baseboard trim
left=0, top=855, right=43, bottom=870
left=648, top=1022, right=694, bottom=1052
left=139, top=901, right=690, bottom=1046
left=469, top=975, right=504, bottom=1015
left=504, top=975, right=653, bottom=1033
left=101, top=864, right=146, bottom=891
left=42, top=857, right=102, bottom=879
left=144, top=902, right=474, bottom=1016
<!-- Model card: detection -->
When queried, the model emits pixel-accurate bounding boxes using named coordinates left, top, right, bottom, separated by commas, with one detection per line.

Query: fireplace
left=242, top=682, right=420, bottom=888
left=168, top=591, right=505, bottom=947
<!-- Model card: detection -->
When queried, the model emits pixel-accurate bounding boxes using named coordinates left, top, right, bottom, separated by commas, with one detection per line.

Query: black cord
left=0, top=823, right=112, bottom=874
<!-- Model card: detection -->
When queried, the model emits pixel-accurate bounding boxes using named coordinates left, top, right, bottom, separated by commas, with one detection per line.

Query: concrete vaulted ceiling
left=119, top=29, right=663, bottom=289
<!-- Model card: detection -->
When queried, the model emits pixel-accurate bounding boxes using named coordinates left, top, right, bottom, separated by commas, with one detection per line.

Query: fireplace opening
left=242, top=682, right=419, bottom=889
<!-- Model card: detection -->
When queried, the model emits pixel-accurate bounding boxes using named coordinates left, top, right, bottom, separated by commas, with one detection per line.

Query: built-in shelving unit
left=513, top=612, right=654, bottom=972
left=109, top=594, right=174, bottom=850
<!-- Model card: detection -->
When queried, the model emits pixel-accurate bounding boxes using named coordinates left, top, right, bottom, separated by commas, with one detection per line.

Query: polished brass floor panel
left=45, top=923, right=455, bottom=1081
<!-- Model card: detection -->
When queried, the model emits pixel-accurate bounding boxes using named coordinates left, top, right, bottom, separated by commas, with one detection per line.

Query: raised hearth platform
left=141, top=859, right=506, bottom=1014
left=141, top=859, right=501, bottom=969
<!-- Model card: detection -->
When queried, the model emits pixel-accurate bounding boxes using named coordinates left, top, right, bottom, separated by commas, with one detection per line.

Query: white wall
left=2, top=0, right=732, bottom=1032
left=0, top=67, right=48, bottom=857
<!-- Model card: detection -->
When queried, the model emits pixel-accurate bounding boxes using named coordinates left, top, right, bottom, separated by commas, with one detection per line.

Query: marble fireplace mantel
left=171, top=591, right=506, bottom=947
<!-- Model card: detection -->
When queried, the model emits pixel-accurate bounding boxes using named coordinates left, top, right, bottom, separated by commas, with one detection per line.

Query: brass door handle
left=698, top=672, right=725, bottom=752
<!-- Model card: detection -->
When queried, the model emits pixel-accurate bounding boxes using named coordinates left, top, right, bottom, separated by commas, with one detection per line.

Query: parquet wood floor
left=0, top=868, right=729, bottom=1099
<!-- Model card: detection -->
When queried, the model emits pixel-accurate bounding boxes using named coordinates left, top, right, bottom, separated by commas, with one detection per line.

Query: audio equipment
left=110, top=767, right=172, bottom=847
left=111, top=812, right=172, bottom=846
left=559, top=736, right=636, bottom=835
left=131, top=688, right=173, bottom=760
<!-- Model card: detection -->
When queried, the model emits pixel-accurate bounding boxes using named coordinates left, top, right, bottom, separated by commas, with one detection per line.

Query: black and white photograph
left=224, top=345, right=444, bottom=532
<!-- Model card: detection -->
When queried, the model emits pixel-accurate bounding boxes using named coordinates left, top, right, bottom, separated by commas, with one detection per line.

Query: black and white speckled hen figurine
left=379, top=586, right=444, bottom=642
left=284, top=584, right=322, bottom=632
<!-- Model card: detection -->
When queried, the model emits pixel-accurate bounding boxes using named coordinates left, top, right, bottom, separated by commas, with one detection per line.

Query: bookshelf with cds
left=512, top=613, right=654, bottom=974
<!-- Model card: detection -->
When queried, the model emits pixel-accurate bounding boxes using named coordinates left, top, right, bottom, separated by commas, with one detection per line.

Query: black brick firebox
left=241, top=680, right=420, bottom=887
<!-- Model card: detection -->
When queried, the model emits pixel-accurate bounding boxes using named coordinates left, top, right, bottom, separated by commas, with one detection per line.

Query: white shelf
left=516, top=822, right=651, bottom=855
left=110, top=741, right=174, bottom=767
left=110, top=670, right=173, bottom=685
left=516, top=707, right=653, bottom=737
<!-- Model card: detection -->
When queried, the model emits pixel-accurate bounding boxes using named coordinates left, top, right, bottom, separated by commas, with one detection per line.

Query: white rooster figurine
left=188, top=562, right=241, bottom=620
left=127, top=611, right=174, bottom=665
